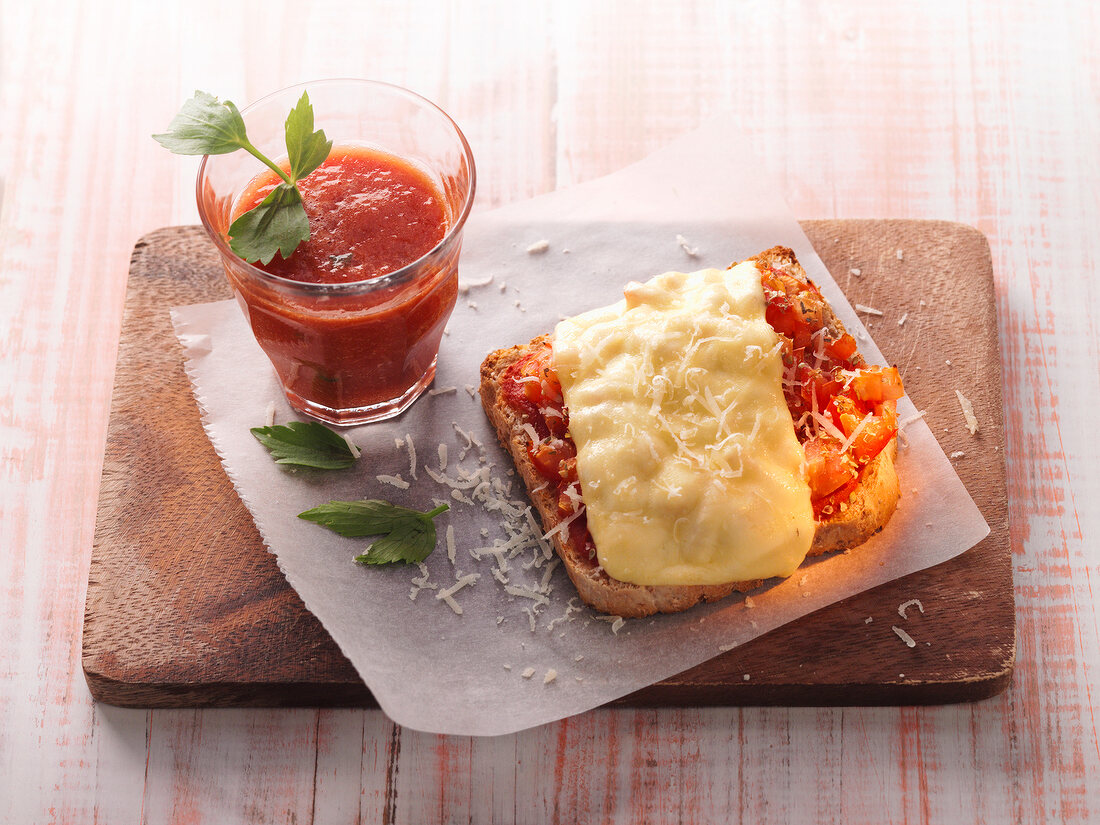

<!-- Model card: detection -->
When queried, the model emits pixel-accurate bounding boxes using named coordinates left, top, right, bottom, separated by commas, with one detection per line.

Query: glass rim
left=195, top=78, right=477, bottom=295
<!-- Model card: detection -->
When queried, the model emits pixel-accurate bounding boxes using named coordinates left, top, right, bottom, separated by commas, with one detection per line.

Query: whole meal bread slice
left=479, top=249, right=900, bottom=617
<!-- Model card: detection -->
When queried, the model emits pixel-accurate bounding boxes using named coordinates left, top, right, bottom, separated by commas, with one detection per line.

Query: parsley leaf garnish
left=154, top=89, right=332, bottom=265
left=250, top=421, right=358, bottom=469
left=298, top=500, right=450, bottom=565
left=228, top=183, right=309, bottom=264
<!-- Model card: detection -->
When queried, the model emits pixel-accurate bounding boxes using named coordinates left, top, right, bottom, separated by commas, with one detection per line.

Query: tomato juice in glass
left=196, top=80, right=476, bottom=425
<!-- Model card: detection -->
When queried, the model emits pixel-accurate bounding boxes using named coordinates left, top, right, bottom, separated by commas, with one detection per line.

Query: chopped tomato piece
left=803, top=436, right=858, bottom=499
left=529, top=438, right=575, bottom=481
left=851, top=366, right=904, bottom=402
left=847, top=405, right=897, bottom=463
left=826, top=333, right=858, bottom=363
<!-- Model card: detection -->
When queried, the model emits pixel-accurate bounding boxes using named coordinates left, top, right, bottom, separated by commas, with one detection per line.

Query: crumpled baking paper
left=171, top=116, right=989, bottom=736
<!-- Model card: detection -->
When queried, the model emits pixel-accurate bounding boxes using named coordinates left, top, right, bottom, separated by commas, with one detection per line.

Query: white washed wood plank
left=1, top=0, right=1099, bottom=822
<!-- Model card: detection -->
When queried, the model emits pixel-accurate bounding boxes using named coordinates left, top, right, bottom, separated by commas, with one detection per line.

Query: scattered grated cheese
left=526, top=240, right=550, bottom=254
left=377, top=474, right=409, bottom=490
left=594, top=615, right=626, bottom=634
left=865, top=616, right=874, bottom=624
left=458, top=275, right=493, bottom=293
left=676, top=234, right=700, bottom=257
left=504, top=585, right=550, bottom=606
left=955, top=390, right=979, bottom=434
left=451, top=488, right=475, bottom=505
left=899, top=410, right=927, bottom=429
left=855, top=303, right=883, bottom=316
left=446, top=525, right=456, bottom=565
left=892, top=626, right=917, bottom=648
left=811, top=408, right=848, bottom=444
left=898, top=599, right=924, bottom=620
left=542, top=506, right=586, bottom=542
left=438, top=593, right=463, bottom=614
left=850, top=267, right=862, bottom=276
left=409, top=563, right=438, bottom=601
left=521, top=667, right=536, bottom=679
left=719, top=642, right=738, bottom=652
left=405, top=434, right=417, bottom=480
left=896, top=249, right=904, bottom=261
left=897, top=312, right=909, bottom=326
left=950, top=450, right=966, bottom=460
left=436, top=573, right=480, bottom=603
left=538, top=557, right=560, bottom=592
left=428, top=386, right=457, bottom=397
left=543, top=669, right=558, bottom=684
left=343, top=434, right=361, bottom=460
left=264, top=402, right=276, bottom=427
left=743, top=596, right=755, bottom=609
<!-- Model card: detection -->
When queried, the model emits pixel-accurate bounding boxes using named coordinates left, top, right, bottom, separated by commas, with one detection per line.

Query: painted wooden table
left=2, top=1, right=1097, bottom=822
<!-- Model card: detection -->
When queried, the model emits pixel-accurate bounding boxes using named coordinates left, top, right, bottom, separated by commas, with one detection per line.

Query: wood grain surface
left=84, top=220, right=1013, bottom=710
left=3, top=1, right=1099, bottom=823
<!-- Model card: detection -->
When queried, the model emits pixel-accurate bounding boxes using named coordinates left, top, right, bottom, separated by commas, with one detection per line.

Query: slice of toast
left=479, top=250, right=900, bottom=617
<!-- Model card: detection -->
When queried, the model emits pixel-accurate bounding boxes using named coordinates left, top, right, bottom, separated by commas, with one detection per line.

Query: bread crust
left=479, top=253, right=900, bottom=618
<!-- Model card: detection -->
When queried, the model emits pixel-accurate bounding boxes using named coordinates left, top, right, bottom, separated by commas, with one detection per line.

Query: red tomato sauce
left=225, top=145, right=458, bottom=420
left=235, top=146, right=449, bottom=284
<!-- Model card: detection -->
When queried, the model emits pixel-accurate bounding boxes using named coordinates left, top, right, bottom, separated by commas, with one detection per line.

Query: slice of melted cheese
left=552, top=262, right=814, bottom=586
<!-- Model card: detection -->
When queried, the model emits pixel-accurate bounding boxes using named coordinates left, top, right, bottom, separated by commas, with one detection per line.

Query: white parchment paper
left=171, top=117, right=989, bottom=736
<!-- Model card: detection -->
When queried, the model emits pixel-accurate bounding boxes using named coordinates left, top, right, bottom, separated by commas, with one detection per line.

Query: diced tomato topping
left=498, top=262, right=904, bottom=523
left=803, top=436, right=858, bottom=499
left=826, top=333, right=858, bottom=362
left=850, top=366, right=904, bottom=403
left=846, top=404, right=897, bottom=463
left=529, top=438, right=576, bottom=481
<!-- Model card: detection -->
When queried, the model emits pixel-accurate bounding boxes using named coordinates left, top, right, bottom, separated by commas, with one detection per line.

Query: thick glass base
left=283, top=358, right=438, bottom=426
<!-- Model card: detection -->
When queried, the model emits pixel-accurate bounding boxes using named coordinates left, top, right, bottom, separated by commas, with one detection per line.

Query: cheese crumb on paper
left=676, top=234, right=700, bottom=257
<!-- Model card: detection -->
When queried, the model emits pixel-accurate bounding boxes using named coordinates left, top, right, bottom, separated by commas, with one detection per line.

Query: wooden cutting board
left=82, top=220, right=1014, bottom=709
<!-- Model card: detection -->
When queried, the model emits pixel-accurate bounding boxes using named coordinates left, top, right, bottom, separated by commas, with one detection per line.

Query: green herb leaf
left=298, top=500, right=450, bottom=565
left=155, top=89, right=332, bottom=264
left=152, top=91, right=251, bottom=155
left=228, top=183, right=310, bottom=264
left=250, top=421, right=357, bottom=469
left=284, top=91, right=333, bottom=182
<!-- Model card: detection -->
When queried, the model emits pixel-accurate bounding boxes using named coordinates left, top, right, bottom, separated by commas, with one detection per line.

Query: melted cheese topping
left=552, top=262, right=814, bottom=586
